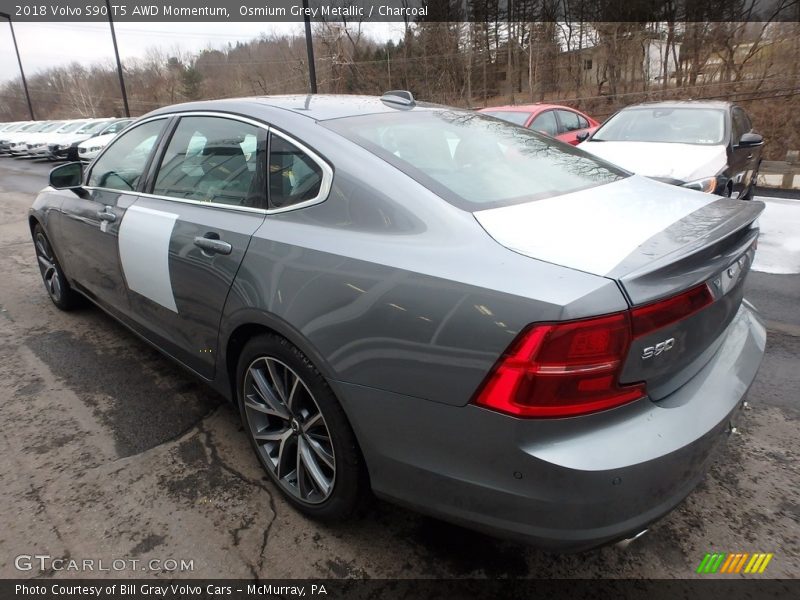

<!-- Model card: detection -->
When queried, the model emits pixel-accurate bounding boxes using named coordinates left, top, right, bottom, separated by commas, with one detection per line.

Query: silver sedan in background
left=29, top=93, right=765, bottom=551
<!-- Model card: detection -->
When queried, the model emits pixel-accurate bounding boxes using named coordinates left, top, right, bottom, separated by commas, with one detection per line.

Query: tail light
left=474, top=284, right=713, bottom=418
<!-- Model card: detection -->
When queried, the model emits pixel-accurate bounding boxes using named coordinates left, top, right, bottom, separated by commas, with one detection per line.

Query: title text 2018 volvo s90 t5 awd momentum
left=29, top=92, right=765, bottom=551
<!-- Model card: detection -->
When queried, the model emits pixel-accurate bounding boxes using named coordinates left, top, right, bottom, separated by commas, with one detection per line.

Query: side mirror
left=738, top=132, right=763, bottom=147
left=575, top=131, right=591, bottom=143
left=49, top=162, right=84, bottom=191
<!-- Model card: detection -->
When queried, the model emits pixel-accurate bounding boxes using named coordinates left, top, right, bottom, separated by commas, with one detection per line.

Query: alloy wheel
left=35, top=232, right=62, bottom=302
left=242, top=356, right=336, bottom=504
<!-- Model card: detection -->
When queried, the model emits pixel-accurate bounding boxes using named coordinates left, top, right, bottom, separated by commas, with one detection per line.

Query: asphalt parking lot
left=0, top=157, right=798, bottom=579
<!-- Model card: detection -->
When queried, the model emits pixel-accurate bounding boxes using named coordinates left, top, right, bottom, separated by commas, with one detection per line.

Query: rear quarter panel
left=220, top=123, right=628, bottom=406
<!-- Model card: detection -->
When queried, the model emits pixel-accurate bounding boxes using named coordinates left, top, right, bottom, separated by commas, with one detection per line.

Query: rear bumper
left=334, top=302, right=766, bottom=551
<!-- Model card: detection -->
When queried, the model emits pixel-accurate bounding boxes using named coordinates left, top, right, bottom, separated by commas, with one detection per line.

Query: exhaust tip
left=614, top=528, right=649, bottom=550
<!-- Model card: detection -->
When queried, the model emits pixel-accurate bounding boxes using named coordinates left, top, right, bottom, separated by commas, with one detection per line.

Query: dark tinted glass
left=269, top=134, right=323, bottom=209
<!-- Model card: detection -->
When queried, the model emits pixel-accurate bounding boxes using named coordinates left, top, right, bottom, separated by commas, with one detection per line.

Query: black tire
left=741, top=163, right=760, bottom=200
left=235, top=333, right=368, bottom=521
left=33, top=224, right=83, bottom=311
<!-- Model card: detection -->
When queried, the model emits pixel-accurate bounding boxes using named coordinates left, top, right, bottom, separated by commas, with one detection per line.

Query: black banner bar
left=2, top=579, right=800, bottom=600
left=1, top=0, right=800, bottom=23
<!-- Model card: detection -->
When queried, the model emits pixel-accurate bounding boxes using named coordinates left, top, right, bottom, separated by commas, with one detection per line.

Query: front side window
left=592, top=107, right=726, bottom=145
left=529, top=111, right=559, bottom=136
left=324, top=110, right=626, bottom=210
left=731, top=108, right=751, bottom=144
left=88, top=119, right=166, bottom=191
left=57, top=121, right=88, bottom=134
left=269, top=133, right=324, bottom=209
left=153, top=116, right=266, bottom=208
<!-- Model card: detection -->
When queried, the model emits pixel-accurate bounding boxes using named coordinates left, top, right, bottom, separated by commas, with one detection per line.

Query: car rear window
left=323, top=110, right=626, bottom=210
left=480, top=110, right=530, bottom=126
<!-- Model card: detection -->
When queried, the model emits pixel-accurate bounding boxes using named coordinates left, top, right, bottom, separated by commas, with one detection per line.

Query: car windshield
left=77, top=120, right=110, bottom=134
left=100, top=119, right=132, bottom=134
left=39, top=121, right=65, bottom=132
left=57, top=121, right=87, bottom=133
left=592, top=107, right=726, bottom=145
left=324, top=110, right=626, bottom=210
left=481, top=111, right=530, bottom=126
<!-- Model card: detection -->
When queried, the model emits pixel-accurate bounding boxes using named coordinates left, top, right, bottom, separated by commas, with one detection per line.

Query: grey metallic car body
left=29, top=95, right=766, bottom=551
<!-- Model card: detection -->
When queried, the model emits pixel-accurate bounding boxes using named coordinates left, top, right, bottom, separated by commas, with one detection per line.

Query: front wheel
left=235, top=333, right=368, bottom=520
left=741, top=163, right=761, bottom=200
left=33, top=224, right=83, bottom=311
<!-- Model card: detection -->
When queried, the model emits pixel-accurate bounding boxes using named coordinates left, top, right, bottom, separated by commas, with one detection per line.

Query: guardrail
left=759, top=151, right=800, bottom=190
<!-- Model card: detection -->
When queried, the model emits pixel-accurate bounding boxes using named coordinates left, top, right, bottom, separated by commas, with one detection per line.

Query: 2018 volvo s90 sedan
left=29, top=93, right=766, bottom=551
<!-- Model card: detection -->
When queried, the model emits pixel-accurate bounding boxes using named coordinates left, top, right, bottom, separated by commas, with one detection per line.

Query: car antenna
left=381, top=90, right=416, bottom=108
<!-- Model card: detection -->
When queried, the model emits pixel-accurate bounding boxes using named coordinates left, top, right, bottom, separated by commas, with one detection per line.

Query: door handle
left=194, top=235, right=232, bottom=256
left=96, top=207, right=116, bottom=222
left=747, top=154, right=753, bottom=160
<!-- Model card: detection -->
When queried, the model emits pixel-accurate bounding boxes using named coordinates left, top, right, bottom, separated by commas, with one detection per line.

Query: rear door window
left=529, top=111, right=558, bottom=136
left=153, top=116, right=267, bottom=208
left=556, top=110, right=584, bottom=132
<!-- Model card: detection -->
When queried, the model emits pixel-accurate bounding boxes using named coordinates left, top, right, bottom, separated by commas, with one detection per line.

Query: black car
left=579, top=101, right=764, bottom=199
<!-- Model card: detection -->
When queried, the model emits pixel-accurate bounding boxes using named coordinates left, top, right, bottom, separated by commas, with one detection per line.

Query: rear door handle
left=194, top=235, right=232, bottom=256
left=97, top=207, right=116, bottom=222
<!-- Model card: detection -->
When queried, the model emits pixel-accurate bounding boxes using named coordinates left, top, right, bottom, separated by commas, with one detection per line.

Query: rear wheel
left=236, top=333, right=367, bottom=520
left=33, top=224, right=83, bottom=311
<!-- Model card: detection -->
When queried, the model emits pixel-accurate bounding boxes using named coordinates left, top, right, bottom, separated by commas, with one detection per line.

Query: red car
left=478, top=104, right=600, bottom=145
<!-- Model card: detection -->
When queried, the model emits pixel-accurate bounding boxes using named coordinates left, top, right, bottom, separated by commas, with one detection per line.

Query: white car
left=7, top=121, right=58, bottom=156
left=579, top=100, right=763, bottom=199
left=19, top=121, right=68, bottom=158
left=0, top=121, right=36, bottom=153
left=77, top=118, right=134, bottom=162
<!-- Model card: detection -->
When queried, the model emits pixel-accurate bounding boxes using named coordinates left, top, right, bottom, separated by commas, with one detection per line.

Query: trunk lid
left=474, top=175, right=764, bottom=399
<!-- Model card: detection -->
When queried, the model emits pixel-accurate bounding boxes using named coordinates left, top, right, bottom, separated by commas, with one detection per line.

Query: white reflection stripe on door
left=118, top=204, right=179, bottom=313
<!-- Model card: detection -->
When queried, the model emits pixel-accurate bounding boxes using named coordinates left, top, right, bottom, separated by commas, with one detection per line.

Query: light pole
left=0, top=12, right=35, bottom=120
left=104, top=0, right=130, bottom=117
left=301, top=0, right=317, bottom=93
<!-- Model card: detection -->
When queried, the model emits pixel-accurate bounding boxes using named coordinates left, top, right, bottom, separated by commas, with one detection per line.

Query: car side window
left=269, top=133, right=325, bottom=209
left=577, top=114, right=589, bottom=129
left=529, top=111, right=558, bottom=137
left=153, top=116, right=267, bottom=208
left=556, top=110, right=583, bottom=133
left=87, top=119, right=166, bottom=191
left=732, top=108, right=751, bottom=144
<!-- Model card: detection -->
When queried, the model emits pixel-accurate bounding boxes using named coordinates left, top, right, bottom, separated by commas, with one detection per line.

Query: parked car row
left=0, top=117, right=133, bottom=162
left=479, top=99, right=763, bottom=200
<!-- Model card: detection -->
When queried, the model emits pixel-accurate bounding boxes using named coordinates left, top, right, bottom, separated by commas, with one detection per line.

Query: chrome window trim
left=85, top=110, right=333, bottom=216
left=133, top=191, right=269, bottom=215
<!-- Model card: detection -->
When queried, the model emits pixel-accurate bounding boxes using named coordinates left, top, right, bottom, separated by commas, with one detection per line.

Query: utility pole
left=105, top=0, right=130, bottom=117
left=0, top=12, right=35, bottom=120
left=302, top=0, right=317, bottom=93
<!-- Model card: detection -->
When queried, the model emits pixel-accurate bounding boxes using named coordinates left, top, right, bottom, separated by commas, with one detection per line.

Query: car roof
left=145, top=94, right=444, bottom=122
left=620, top=100, right=732, bottom=111
left=479, top=104, right=580, bottom=113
